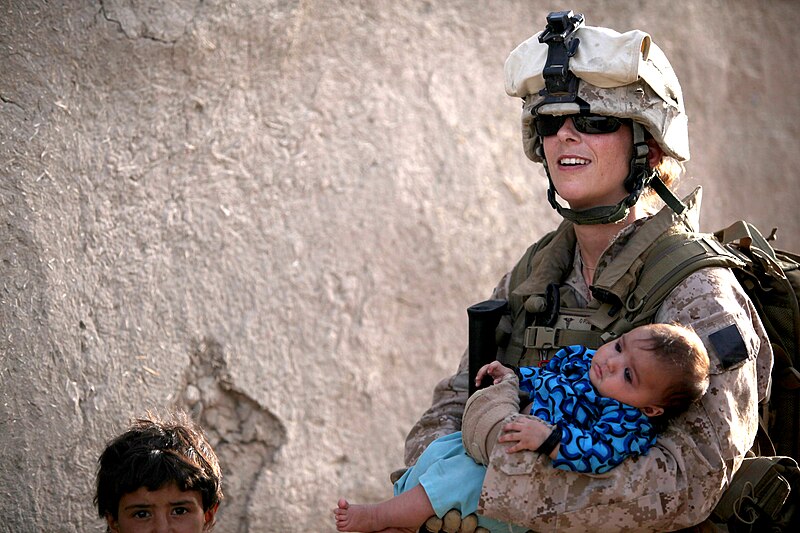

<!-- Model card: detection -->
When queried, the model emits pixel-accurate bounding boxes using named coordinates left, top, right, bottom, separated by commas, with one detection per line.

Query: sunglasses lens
left=534, top=114, right=624, bottom=136
left=573, top=115, right=623, bottom=134
left=534, top=115, right=566, bottom=136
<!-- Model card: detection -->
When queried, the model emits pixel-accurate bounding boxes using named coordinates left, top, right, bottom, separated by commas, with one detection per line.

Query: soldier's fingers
left=498, top=431, right=519, bottom=443
left=424, top=514, right=443, bottom=532
left=459, top=513, right=479, bottom=533
left=505, top=441, right=524, bottom=453
left=442, top=509, right=461, bottom=533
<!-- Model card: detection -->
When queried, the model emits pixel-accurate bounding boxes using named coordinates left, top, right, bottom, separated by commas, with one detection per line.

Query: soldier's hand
left=499, top=418, right=552, bottom=454
left=422, top=509, right=487, bottom=533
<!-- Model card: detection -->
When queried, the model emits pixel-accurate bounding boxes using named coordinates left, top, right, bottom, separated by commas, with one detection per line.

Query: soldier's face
left=106, top=482, right=217, bottom=533
left=589, top=327, right=667, bottom=417
left=542, top=117, right=633, bottom=211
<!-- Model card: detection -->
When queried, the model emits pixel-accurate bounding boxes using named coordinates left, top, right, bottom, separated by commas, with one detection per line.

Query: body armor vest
left=497, top=189, right=724, bottom=369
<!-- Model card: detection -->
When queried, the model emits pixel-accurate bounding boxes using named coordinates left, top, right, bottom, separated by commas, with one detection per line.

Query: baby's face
left=107, top=481, right=215, bottom=533
left=589, top=328, right=667, bottom=417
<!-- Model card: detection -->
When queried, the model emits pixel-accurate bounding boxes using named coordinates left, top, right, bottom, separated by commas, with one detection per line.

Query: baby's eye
left=615, top=342, right=622, bottom=352
left=624, top=368, right=632, bottom=383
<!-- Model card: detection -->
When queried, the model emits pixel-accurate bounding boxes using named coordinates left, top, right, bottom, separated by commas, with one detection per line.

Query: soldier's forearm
left=461, top=374, right=521, bottom=465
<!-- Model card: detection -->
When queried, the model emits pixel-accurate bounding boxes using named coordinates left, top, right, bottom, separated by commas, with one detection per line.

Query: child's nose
left=151, top=514, right=170, bottom=533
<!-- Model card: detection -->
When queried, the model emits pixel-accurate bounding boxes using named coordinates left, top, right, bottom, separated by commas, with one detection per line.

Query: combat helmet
left=505, top=11, right=689, bottom=224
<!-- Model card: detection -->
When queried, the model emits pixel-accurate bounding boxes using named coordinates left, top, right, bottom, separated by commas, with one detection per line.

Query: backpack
left=609, top=220, right=800, bottom=531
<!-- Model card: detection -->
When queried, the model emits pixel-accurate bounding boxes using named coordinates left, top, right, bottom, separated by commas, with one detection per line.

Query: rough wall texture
left=1, top=1, right=798, bottom=531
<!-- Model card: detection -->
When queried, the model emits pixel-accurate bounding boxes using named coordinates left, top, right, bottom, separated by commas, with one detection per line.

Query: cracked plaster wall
left=1, top=1, right=798, bottom=532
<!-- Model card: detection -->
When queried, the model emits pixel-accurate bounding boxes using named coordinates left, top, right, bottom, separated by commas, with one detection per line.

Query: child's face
left=106, top=481, right=217, bottom=533
left=589, top=327, right=668, bottom=417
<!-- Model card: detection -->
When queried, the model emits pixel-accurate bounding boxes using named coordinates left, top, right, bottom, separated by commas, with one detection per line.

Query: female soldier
left=403, top=12, right=772, bottom=532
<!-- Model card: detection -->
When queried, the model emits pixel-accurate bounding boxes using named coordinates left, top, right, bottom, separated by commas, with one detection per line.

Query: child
left=334, top=322, right=709, bottom=533
left=95, top=411, right=223, bottom=533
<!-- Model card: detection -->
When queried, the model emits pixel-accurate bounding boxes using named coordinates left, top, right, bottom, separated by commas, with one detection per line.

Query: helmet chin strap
left=546, top=185, right=635, bottom=225
left=542, top=122, right=686, bottom=225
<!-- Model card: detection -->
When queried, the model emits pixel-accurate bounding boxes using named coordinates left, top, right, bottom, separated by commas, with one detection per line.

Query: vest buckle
left=524, top=326, right=559, bottom=349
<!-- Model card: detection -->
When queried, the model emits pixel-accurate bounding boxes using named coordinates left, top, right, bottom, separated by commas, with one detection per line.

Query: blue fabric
left=394, top=432, right=528, bottom=533
left=517, top=344, right=657, bottom=473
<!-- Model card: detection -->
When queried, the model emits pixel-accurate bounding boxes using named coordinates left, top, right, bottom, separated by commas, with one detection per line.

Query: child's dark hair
left=95, top=411, right=223, bottom=523
left=642, top=323, right=710, bottom=426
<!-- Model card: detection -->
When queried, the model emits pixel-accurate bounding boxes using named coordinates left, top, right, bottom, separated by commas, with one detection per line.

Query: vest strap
left=626, top=234, right=743, bottom=323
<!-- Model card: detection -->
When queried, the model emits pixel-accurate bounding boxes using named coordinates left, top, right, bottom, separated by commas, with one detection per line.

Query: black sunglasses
left=534, top=114, right=626, bottom=136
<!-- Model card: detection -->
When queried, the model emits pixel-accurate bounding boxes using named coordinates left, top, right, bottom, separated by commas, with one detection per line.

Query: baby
left=334, top=322, right=710, bottom=533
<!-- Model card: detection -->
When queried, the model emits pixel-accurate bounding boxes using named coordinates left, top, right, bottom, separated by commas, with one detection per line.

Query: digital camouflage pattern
left=404, top=193, right=772, bottom=532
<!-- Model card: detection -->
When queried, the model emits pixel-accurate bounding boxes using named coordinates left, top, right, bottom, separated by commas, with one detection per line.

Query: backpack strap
left=587, top=232, right=746, bottom=342
left=715, top=220, right=777, bottom=261
left=626, top=233, right=746, bottom=324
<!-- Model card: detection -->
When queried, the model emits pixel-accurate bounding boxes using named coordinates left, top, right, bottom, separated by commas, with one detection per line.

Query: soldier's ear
left=646, top=138, right=663, bottom=169
left=641, top=405, right=663, bottom=417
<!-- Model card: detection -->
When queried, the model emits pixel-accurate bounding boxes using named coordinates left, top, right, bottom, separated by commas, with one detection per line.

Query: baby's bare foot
left=333, top=498, right=380, bottom=532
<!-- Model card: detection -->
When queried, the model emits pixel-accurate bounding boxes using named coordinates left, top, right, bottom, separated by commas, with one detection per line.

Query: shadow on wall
left=181, top=337, right=287, bottom=533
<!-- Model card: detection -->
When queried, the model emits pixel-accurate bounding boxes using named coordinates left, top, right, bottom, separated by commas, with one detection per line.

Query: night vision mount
left=538, top=11, right=586, bottom=105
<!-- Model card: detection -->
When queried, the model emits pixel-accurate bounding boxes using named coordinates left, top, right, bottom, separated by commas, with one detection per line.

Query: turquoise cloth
left=393, top=432, right=528, bottom=533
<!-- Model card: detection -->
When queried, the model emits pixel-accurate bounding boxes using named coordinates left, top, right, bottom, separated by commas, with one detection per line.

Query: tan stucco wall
left=1, top=1, right=798, bottom=531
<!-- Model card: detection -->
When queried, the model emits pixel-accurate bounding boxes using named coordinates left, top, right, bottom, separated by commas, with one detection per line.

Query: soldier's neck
left=573, top=205, right=645, bottom=271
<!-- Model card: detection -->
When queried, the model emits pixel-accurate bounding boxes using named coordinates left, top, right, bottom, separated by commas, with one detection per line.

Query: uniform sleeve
left=476, top=266, right=773, bottom=532
left=552, top=404, right=656, bottom=474
left=403, top=271, right=513, bottom=466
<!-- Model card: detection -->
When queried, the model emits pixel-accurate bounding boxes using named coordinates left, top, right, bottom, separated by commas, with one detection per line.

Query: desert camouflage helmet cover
left=505, top=24, right=690, bottom=163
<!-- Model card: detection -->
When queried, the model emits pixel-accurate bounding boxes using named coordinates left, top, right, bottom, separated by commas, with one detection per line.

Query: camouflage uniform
left=404, top=189, right=773, bottom=532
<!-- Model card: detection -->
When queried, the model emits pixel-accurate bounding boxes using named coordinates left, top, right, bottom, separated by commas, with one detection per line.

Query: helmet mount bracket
left=538, top=11, right=585, bottom=102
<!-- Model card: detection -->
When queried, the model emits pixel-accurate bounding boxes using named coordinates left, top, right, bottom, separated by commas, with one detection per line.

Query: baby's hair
left=639, top=323, right=710, bottom=422
left=95, top=410, right=223, bottom=525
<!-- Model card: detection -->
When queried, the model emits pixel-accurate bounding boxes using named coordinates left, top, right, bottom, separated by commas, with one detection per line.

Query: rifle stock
left=467, top=299, right=509, bottom=397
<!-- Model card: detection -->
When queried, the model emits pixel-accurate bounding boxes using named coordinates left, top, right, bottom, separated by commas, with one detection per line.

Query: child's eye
left=624, top=368, right=632, bottom=383
left=172, top=507, right=189, bottom=516
left=132, top=510, right=150, bottom=519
